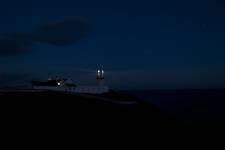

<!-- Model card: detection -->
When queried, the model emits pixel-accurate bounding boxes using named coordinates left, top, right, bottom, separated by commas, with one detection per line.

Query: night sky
left=0, top=0, right=225, bottom=89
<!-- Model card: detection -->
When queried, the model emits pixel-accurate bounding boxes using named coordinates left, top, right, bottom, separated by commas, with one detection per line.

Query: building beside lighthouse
left=31, top=70, right=109, bottom=94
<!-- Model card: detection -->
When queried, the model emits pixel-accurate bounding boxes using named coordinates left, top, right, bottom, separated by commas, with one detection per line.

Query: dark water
left=128, top=89, right=225, bottom=123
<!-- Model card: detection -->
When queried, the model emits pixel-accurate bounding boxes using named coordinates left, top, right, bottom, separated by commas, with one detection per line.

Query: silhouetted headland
left=0, top=90, right=176, bottom=131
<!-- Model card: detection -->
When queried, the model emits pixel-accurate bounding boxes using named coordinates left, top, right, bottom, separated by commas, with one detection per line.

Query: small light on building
left=57, top=82, right=61, bottom=86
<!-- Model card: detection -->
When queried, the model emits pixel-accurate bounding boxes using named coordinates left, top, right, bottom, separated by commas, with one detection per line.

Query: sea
left=128, top=89, right=225, bottom=124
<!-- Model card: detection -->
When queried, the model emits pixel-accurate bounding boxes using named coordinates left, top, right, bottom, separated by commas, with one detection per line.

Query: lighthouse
left=96, top=70, right=105, bottom=86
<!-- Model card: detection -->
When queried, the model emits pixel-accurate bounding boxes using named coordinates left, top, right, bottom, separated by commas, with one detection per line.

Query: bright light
left=102, top=70, right=104, bottom=74
left=98, top=70, right=100, bottom=73
left=57, top=82, right=61, bottom=86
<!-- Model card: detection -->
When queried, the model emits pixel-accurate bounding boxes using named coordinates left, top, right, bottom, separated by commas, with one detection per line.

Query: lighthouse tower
left=96, top=70, right=105, bottom=86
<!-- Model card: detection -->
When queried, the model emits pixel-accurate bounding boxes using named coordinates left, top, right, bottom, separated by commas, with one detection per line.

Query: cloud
left=0, top=0, right=32, bottom=17
left=0, top=72, right=32, bottom=86
left=0, top=35, right=32, bottom=57
left=0, top=17, right=91, bottom=56
left=31, top=17, right=91, bottom=46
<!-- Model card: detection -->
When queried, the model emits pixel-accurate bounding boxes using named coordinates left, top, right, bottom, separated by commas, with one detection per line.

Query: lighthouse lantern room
left=96, top=70, right=105, bottom=86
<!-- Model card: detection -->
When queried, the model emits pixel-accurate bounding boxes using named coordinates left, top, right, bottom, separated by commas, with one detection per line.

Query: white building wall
left=33, top=86, right=109, bottom=94
left=74, top=86, right=109, bottom=94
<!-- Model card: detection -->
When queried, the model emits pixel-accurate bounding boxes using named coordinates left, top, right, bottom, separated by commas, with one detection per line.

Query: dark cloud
left=0, top=72, right=31, bottom=86
left=1, top=32, right=31, bottom=41
left=0, top=36, right=32, bottom=57
left=32, top=17, right=91, bottom=46
left=0, top=0, right=32, bottom=17
left=0, top=17, right=91, bottom=56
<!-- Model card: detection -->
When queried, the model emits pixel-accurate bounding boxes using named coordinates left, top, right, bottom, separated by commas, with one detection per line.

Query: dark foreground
left=1, top=90, right=225, bottom=136
left=0, top=91, right=177, bottom=133
left=1, top=90, right=225, bottom=146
